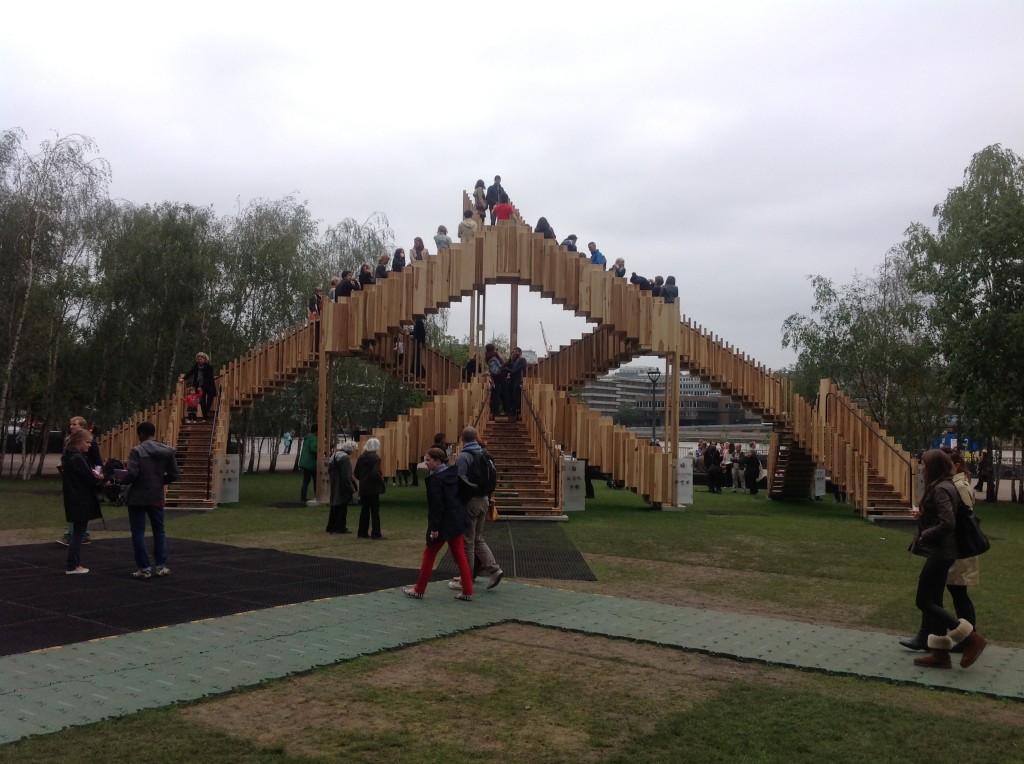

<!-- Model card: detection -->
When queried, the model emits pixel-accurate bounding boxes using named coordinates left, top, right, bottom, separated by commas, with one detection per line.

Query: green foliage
left=781, top=247, right=946, bottom=449
left=613, top=401, right=644, bottom=426
left=907, top=144, right=1024, bottom=439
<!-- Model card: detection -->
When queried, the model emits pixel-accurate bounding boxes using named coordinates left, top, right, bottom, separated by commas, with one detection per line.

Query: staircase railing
left=521, top=385, right=561, bottom=510
left=819, top=380, right=917, bottom=515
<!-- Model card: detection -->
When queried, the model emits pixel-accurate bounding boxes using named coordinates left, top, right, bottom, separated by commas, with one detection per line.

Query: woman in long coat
left=61, top=429, right=103, bottom=574
left=184, top=352, right=217, bottom=420
left=298, top=425, right=319, bottom=504
left=910, top=449, right=987, bottom=669
left=403, top=447, right=473, bottom=600
left=354, top=437, right=386, bottom=538
left=326, top=441, right=358, bottom=534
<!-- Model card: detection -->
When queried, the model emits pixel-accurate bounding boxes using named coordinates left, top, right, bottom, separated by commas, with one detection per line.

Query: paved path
left=2, top=583, right=1021, bottom=745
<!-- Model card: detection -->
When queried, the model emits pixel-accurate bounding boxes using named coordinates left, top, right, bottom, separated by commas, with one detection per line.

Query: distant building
left=579, top=367, right=761, bottom=428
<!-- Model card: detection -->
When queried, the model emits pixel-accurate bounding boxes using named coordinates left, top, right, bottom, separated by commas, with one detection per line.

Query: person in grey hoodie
left=121, top=421, right=180, bottom=579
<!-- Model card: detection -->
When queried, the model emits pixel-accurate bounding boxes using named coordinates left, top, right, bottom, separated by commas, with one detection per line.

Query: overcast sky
left=4, top=1, right=1022, bottom=373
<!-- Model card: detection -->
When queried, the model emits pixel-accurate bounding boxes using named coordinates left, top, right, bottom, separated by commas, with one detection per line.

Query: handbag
left=955, top=503, right=991, bottom=558
left=487, top=501, right=499, bottom=522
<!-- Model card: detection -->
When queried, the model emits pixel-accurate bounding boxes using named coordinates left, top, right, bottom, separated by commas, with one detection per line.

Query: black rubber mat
left=0, top=539, right=425, bottom=657
left=436, top=522, right=596, bottom=581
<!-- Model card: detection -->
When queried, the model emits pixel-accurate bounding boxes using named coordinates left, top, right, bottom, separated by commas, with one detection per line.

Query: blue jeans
left=66, top=520, right=88, bottom=570
left=128, top=505, right=167, bottom=570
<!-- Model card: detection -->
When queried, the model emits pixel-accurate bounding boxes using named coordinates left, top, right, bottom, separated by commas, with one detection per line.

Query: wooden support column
left=667, top=352, right=681, bottom=505
left=315, top=345, right=331, bottom=503
left=509, top=284, right=519, bottom=350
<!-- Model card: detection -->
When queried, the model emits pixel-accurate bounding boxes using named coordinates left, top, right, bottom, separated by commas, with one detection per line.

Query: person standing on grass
left=743, top=443, right=761, bottom=495
left=354, top=437, right=386, bottom=539
left=404, top=447, right=474, bottom=601
left=61, top=428, right=103, bottom=575
left=121, top=421, right=179, bottom=579
left=326, top=441, right=358, bottom=534
left=299, top=424, right=319, bottom=505
left=908, top=449, right=987, bottom=669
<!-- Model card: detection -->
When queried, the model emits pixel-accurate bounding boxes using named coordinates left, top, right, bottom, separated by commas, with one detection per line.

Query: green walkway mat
left=2, top=583, right=1021, bottom=744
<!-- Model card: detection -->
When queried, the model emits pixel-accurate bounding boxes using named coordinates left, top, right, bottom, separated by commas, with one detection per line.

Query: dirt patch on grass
left=182, top=623, right=781, bottom=761
left=182, top=623, right=1024, bottom=762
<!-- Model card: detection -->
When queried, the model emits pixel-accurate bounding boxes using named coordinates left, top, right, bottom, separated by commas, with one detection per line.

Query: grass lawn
left=2, top=474, right=1023, bottom=762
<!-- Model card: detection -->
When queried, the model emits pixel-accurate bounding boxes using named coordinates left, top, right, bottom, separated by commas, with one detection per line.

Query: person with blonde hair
left=58, top=416, right=102, bottom=546
left=354, top=438, right=386, bottom=539
left=326, top=441, right=358, bottom=534
left=61, top=428, right=103, bottom=574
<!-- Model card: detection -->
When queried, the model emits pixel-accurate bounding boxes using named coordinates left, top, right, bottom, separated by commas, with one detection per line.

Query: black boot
left=898, top=631, right=928, bottom=651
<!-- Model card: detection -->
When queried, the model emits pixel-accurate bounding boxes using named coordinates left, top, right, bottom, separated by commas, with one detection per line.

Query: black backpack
left=465, top=449, right=498, bottom=497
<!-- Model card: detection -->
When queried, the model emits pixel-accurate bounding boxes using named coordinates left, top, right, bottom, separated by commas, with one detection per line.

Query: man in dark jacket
left=485, top=175, right=509, bottom=224
left=122, top=421, right=180, bottom=578
left=502, top=348, right=528, bottom=417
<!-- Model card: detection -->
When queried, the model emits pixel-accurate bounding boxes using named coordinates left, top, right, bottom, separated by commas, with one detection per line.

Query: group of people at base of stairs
left=898, top=447, right=988, bottom=670
left=302, top=421, right=502, bottom=602
left=483, top=344, right=528, bottom=419
left=58, top=416, right=179, bottom=580
left=694, top=441, right=762, bottom=495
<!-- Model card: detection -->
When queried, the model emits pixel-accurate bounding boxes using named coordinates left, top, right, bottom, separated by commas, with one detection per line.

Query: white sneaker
left=66, top=567, right=89, bottom=575
left=447, top=578, right=463, bottom=590
left=306, top=499, right=321, bottom=506
left=487, top=569, right=504, bottom=590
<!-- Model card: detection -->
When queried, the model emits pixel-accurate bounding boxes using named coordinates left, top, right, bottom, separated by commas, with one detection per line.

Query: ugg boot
left=913, top=649, right=952, bottom=669
left=946, top=619, right=973, bottom=645
left=959, top=630, right=988, bottom=668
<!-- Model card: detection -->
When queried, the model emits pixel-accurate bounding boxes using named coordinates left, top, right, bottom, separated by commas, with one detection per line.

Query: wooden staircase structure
left=479, top=415, right=561, bottom=518
left=164, top=418, right=217, bottom=509
left=99, top=193, right=918, bottom=519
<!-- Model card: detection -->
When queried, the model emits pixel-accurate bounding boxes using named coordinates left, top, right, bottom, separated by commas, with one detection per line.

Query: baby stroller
left=102, top=458, right=128, bottom=505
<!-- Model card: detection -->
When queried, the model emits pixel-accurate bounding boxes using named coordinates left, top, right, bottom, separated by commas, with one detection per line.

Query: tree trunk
left=0, top=211, right=40, bottom=472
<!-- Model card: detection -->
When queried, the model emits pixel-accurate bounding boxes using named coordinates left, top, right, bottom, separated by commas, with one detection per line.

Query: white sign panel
left=213, top=454, right=240, bottom=504
left=675, top=457, right=693, bottom=507
left=814, top=468, right=826, bottom=497
left=562, top=457, right=586, bottom=512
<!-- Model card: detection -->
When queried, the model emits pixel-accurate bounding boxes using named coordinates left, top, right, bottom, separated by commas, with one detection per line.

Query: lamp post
left=647, top=368, right=661, bottom=444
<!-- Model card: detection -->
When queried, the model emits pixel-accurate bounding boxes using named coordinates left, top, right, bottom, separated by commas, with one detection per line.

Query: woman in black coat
left=403, top=447, right=474, bottom=600
left=61, top=429, right=103, bottom=574
left=184, top=352, right=217, bottom=420
left=353, top=437, right=386, bottom=538
left=910, top=449, right=987, bottom=669
left=743, top=446, right=761, bottom=495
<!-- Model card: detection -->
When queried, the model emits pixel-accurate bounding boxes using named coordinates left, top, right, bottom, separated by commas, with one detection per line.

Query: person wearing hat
left=184, top=352, right=217, bottom=421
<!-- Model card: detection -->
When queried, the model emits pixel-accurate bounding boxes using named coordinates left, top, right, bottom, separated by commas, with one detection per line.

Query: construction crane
left=540, top=322, right=553, bottom=354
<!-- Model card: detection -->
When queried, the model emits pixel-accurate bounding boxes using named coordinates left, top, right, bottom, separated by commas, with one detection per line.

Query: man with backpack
left=450, top=426, right=503, bottom=591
